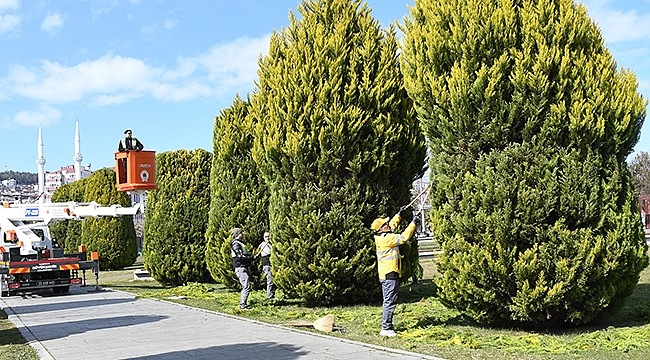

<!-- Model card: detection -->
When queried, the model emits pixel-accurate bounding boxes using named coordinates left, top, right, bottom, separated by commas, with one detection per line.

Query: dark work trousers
left=380, top=278, right=399, bottom=330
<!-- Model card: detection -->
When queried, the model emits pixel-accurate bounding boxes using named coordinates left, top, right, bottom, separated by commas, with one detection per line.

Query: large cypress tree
left=205, top=95, right=269, bottom=289
left=251, top=0, right=426, bottom=305
left=402, top=0, right=648, bottom=326
left=81, top=168, right=138, bottom=270
left=143, top=149, right=213, bottom=286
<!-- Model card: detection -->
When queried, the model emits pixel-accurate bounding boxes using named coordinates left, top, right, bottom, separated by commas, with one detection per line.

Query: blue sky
left=0, top=0, right=649, bottom=173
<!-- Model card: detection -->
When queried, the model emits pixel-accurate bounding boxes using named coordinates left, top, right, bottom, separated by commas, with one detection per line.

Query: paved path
left=1, top=287, right=442, bottom=360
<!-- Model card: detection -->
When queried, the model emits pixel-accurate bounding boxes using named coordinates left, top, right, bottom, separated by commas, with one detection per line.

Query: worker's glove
left=412, top=215, right=420, bottom=224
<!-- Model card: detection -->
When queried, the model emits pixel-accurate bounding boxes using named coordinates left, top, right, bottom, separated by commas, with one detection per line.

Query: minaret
left=36, top=126, right=46, bottom=203
left=74, top=120, right=83, bottom=180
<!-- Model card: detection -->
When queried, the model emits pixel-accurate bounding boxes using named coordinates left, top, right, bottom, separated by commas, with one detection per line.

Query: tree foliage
left=402, top=0, right=648, bottom=326
left=629, top=151, right=650, bottom=196
left=0, top=171, right=37, bottom=185
left=81, top=168, right=138, bottom=270
left=205, top=95, right=268, bottom=290
left=143, top=149, right=213, bottom=286
left=251, top=0, right=426, bottom=305
left=50, top=179, right=86, bottom=253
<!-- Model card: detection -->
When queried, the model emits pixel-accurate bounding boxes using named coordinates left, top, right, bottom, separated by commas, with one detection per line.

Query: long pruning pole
left=403, top=183, right=431, bottom=210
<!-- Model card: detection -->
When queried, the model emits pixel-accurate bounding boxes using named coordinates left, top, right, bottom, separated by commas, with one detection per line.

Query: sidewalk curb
left=1, top=300, right=55, bottom=360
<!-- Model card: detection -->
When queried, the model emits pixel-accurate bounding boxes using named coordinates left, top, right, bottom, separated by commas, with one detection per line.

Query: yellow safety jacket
left=374, top=213, right=417, bottom=280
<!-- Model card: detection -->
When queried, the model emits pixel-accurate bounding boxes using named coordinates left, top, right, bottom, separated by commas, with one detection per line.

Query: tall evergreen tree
left=251, top=0, right=426, bottom=305
left=402, top=0, right=648, bottom=326
left=205, top=95, right=268, bottom=290
left=81, top=168, right=138, bottom=270
left=50, top=179, right=86, bottom=253
left=143, top=149, right=213, bottom=286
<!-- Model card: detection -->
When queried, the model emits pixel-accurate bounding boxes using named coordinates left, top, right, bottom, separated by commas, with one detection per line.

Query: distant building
left=1, top=178, right=17, bottom=189
left=0, top=180, right=38, bottom=203
left=44, top=164, right=92, bottom=198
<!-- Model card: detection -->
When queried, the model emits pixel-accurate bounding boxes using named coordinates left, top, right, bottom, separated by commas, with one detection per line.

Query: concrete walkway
left=1, top=287, right=443, bottom=360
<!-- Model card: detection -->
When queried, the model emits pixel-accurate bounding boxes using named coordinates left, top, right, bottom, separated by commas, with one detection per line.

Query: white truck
left=0, top=201, right=140, bottom=296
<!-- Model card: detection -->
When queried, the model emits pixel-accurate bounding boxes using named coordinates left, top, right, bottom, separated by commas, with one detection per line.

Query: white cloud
left=10, top=54, right=158, bottom=103
left=0, top=13, right=21, bottom=33
left=4, top=34, right=271, bottom=105
left=0, top=0, right=19, bottom=11
left=164, top=19, right=177, bottom=30
left=41, top=12, right=64, bottom=33
left=142, top=19, right=177, bottom=34
left=141, top=24, right=156, bottom=34
left=175, top=34, right=271, bottom=88
left=580, top=0, right=650, bottom=43
left=13, top=104, right=61, bottom=127
left=89, top=1, right=120, bottom=17
left=93, top=93, right=139, bottom=106
left=150, top=81, right=212, bottom=102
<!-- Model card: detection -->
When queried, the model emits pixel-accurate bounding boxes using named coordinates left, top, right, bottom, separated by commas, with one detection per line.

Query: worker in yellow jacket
left=371, top=210, right=418, bottom=337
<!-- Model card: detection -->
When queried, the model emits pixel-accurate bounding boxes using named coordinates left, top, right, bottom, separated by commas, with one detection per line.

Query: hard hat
left=371, top=217, right=390, bottom=232
left=231, top=227, right=243, bottom=238
left=124, top=128, right=132, bottom=134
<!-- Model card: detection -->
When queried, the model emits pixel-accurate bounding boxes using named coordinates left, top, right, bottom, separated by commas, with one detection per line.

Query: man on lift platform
left=118, top=129, right=144, bottom=152
left=115, top=129, right=155, bottom=191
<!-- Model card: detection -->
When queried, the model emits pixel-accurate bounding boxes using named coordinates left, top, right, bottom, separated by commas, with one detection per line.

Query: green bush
left=81, top=168, right=138, bottom=270
left=402, top=0, right=648, bottom=326
left=50, top=179, right=85, bottom=253
left=205, top=96, right=268, bottom=290
left=251, top=0, right=426, bottom=305
left=143, top=149, right=213, bottom=286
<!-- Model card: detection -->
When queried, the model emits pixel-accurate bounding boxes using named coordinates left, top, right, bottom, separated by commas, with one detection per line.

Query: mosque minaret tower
left=74, top=120, right=83, bottom=181
left=36, top=126, right=46, bottom=203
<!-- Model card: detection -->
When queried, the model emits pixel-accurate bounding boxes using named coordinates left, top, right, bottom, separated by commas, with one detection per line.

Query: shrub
left=81, top=168, right=138, bottom=270
left=205, top=96, right=268, bottom=289
left=402, top=0, right=648, bottom=326
left=251, top=0, right=426, bottom=305
left=143, top=149, right=213, bottom=286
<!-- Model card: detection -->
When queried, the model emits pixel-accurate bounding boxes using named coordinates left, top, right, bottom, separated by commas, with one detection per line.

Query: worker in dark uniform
left=371, top=210, right=418, bottom=337
left=231, top=227, right=253, bottom=309
left=118, top=129, right=144, bottom=151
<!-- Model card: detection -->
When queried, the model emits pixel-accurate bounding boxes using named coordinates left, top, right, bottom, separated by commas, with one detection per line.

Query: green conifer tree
left=251, top=0, right=426, bottom=305
left=51, top=179, right=86, bottom=253
left=402, top=0, right=648, bottom=326
left=205, top=95, right=268, bottom=290
left=143, top=149, right=213, bottom=286
left=81, top=168, right=138, bottom=270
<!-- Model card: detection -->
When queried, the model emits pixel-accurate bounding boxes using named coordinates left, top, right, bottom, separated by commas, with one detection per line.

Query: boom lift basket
left=115, top=150, right=157, bottom=192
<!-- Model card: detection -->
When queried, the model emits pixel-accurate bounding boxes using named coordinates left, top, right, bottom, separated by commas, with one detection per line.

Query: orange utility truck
left=0, top=201, right=141, bottom=296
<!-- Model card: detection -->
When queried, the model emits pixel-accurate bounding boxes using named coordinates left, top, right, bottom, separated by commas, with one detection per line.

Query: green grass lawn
left=0, top=308, right=39, bottom=360
left=3, top=257, right=650, bottom=360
